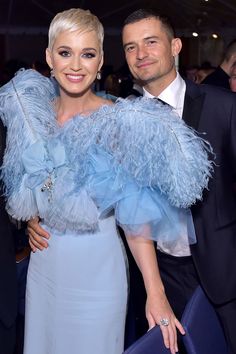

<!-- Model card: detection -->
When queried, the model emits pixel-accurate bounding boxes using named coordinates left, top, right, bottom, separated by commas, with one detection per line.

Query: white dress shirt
left=144, top=72, right=191, bottom=256
left=143, top=72, right=186, bottom=117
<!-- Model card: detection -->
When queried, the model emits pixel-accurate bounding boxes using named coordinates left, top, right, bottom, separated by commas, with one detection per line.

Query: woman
left=0, top=8, right=213, bottom=354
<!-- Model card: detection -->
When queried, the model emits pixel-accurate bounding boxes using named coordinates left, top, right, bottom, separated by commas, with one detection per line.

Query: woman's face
left=46, top=29, right=103, bottom=96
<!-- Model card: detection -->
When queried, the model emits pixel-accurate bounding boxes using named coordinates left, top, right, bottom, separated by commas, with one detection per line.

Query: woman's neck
left=55, top=90, right=98, bottom=125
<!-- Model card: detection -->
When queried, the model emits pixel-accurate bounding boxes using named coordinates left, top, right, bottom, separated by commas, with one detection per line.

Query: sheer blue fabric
left=85, top=145, right=196, bottom=250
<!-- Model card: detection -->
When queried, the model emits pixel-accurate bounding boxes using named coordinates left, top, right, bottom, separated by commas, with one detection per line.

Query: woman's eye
left=58, top=50, right=71, bottom=57
left=82, top=52, right=96, bottom=59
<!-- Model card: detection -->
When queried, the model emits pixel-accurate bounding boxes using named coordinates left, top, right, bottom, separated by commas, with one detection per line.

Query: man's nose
left=136, top=46, right=148, bottom=60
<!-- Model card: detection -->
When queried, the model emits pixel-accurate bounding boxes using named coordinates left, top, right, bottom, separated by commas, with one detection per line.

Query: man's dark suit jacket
left=0, top=120, right=17, bottom=328
left=183, top=79, right=236, bottom=305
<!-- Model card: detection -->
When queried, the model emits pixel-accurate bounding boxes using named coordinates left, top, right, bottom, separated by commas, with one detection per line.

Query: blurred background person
left=0, top=120, right=17, bottom=354
left=202, top=39, right=236, bottom=89
left=31, top=60, right=50, bottom=77
left=229, top=61, right=236, bottom=92
left=195, top=61, right=215, bottom=84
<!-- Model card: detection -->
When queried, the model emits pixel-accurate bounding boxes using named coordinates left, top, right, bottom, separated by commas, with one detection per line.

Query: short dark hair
left=122, top=8, right=176, bottom=40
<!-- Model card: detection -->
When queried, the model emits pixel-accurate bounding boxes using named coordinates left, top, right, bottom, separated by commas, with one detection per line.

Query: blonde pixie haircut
left=48, top=8, right=104, bottom=53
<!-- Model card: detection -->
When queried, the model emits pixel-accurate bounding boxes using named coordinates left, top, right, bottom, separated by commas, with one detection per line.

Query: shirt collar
left=143, top=72, right=186, bottom=117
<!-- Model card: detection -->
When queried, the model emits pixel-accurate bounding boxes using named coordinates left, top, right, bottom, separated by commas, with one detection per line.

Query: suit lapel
left=182, top=80, right=206, bottom=130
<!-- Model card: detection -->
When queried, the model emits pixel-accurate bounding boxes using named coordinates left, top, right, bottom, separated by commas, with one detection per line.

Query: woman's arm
left=126, top=235, right=185, bottom=354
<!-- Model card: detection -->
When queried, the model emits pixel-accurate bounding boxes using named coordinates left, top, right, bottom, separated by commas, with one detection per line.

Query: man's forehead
left=123, top=17, right=161, bottom=31
left=122, top=18, right=162, bottom=42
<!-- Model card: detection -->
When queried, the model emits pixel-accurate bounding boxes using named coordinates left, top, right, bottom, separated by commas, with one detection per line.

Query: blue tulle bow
left=22, top=139, right=67, bottom=189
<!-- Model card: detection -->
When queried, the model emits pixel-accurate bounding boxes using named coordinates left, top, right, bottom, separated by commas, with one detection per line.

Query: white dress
left=23, top=216, right=128, bottom=354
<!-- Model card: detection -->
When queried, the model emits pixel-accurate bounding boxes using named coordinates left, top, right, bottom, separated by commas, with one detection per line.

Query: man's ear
left=171, top=38, right=182, bottom=57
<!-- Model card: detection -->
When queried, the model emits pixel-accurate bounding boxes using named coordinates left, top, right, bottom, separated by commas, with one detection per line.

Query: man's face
left=122, top=17, right=181, bottom=89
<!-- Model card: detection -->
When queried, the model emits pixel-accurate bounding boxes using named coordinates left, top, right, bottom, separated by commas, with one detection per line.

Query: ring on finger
left=160, top=318, right=169, bottom=326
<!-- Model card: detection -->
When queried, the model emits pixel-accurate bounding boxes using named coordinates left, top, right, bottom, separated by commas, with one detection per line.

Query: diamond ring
left=160, top=318, right=169, bottom=326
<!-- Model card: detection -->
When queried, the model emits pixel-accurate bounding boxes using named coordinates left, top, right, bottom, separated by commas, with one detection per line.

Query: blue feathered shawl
left=0, top=69, right=213, bottom=249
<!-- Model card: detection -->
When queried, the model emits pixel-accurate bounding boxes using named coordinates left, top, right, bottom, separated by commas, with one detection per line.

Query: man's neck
left=143, top=70, right=177, bottom=97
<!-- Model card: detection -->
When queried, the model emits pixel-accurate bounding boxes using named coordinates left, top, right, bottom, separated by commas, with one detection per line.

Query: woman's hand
left=27, top=217, right=50, bottom=252
left=125, top=235, right=185, bottom=353
left=146, top=289, right=185, bottom=354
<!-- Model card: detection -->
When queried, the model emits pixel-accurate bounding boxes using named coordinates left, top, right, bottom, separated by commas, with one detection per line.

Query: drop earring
left=96, top=71, right=101, bottom=80
left=50, top=68, right=55, bottom=77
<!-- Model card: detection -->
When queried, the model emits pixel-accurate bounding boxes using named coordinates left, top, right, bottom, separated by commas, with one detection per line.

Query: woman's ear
left=45, top=48, right=52, bottom=69
left=98, top=54, right=104, bottom=72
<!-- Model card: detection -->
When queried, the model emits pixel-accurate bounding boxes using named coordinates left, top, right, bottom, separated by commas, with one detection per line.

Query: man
left=202, top=39, right=236, bottom=89
left=121, top=8, right=236, bottom=354
left=229, top=61, right=236, bottom=92
left=0, top=120, right=17, bottom=354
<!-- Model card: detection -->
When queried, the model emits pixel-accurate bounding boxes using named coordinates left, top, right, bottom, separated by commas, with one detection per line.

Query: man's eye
left=126, top=46, right=135, bottom=53
left=82, top=52, right=96, bottom=58
left=147, top=40, right=157, bottom=45
left=59, top=51, right=71, bottom=57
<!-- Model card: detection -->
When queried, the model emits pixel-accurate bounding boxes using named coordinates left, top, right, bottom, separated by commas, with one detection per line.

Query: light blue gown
left=24, top=217, right=127, bottom=354
left=0, top=69, right=213, bottom=354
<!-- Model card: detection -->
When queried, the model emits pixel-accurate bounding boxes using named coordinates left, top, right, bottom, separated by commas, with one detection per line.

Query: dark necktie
left=156, top=98, right=168, bottom=106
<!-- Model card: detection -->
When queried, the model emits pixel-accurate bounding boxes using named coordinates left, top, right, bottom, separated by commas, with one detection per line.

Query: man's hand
left=27, top=217, right=50, bottom=252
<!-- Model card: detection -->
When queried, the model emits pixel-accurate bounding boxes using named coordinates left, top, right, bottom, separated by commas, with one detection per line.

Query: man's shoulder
left=184, top=77, right=236, bottom=101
